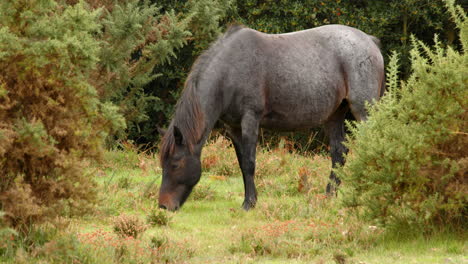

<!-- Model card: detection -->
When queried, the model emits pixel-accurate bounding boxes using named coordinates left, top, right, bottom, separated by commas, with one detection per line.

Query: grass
left=0, top=135, right=466, bottom=263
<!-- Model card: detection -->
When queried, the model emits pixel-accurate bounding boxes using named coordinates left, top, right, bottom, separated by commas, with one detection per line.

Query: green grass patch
left=1, top=137, right=466, bottom=263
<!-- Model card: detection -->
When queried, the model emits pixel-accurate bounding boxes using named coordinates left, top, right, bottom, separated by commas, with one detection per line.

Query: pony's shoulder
left=224, top=24, right=247, bottom=37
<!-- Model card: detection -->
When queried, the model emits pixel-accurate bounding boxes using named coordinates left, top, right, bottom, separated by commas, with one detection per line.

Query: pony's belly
left=259, top=110, right=326, bottom=131
left=259, top=86, right=341, bottom=130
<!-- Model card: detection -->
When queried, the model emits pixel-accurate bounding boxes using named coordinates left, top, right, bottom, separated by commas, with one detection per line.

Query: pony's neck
left=197, top=91, right=223, bottom=149
left=172, top=85, right=222, bottom=155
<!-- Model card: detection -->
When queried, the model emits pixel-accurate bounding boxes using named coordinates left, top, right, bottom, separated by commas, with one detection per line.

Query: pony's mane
left=160, top=24, right=245, bottom=163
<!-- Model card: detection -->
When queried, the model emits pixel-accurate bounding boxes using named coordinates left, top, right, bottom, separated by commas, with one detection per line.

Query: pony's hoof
left=242, top=199, right=257, bottom=211
left=326, top=183, right=338, bottom=197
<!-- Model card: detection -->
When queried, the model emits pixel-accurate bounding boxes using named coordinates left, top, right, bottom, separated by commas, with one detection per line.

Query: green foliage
left=188, top=0, right=234, bottom=50
left=0, top=0, right=124, bottom=230
left=146, top=208, right=172, bottom=226
left=96, top=1, right=191, bottom=137
left=338, top=0, right=467, bottom=230
left=123, top=0, right=234, bottom=143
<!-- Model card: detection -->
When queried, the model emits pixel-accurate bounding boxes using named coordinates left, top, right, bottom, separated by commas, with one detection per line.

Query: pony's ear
left=157, top=126, right=166, bottom=136
left=173, top=126, right=184, bottom=145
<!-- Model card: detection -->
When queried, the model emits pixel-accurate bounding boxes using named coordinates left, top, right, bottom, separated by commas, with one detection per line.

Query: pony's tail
left=380, top=70, right=386, bottom=97
left=369, top=35, right=386, bottom=97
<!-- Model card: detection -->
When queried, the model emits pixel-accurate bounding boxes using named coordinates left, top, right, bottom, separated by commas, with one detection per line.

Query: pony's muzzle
left=158, top=192, right=180, bottom=211
left=158, top=203, right=180, bottom=211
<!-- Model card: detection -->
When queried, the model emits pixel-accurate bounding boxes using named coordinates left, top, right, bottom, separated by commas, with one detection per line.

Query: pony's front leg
left=226, top=126, right=244, bottom=170
left=239, top=111, right=260, bottom=210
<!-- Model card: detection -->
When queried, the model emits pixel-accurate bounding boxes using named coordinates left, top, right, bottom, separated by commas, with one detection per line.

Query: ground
left=2, top=136, right=466, bottom=263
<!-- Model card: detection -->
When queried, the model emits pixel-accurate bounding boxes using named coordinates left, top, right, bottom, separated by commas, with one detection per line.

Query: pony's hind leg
left=325, top=101, right=349, bottom=195
left=348, top=101, right=369, bottom=122
left=346, top=53, right=384, bottom=122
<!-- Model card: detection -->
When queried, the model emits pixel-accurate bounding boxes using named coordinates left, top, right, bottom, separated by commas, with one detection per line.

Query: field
left=3, top=136, right=466, bottom=263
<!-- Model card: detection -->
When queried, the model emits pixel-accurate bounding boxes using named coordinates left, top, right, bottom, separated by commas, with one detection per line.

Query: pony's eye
left=171, top=163, right=179, bottom=170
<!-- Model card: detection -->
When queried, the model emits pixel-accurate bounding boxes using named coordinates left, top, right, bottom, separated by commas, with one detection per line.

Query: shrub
left=150, top=235, right=168, bottom=249
left=338, top=0, right=467, bottom=230
left=113, top=214, right=147, bottom=238
left=0, top=0, right=125, bottom=230
left=146, top=208, right=172, bottom=227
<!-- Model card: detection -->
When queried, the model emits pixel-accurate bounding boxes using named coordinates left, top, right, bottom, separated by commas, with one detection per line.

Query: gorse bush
left=338, top=0, right=467, bottom=230
left=94, top=0, right=192, bottom=138
left=0, top=0, right=123, bottom=230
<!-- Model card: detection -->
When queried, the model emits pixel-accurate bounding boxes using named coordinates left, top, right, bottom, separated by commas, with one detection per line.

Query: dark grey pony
left=159, top=24, right=385, bottom=211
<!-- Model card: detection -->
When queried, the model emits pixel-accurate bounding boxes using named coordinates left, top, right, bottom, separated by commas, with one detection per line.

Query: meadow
left=3, top=135, right=464, bottom=264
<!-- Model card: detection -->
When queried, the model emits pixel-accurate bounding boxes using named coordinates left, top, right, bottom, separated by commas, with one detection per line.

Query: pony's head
left=158, top=126, right=202, bottom=211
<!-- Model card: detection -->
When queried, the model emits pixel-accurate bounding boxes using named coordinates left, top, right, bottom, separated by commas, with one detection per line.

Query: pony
left=158, top=24, right=385, bottom=211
